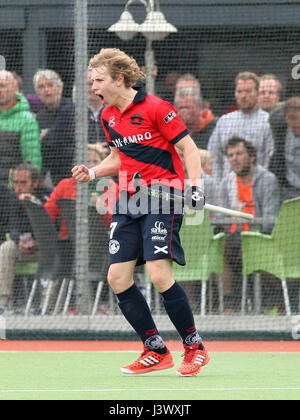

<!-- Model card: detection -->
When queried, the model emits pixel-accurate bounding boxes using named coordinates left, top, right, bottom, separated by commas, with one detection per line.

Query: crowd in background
left=0, top=64, right=299, bottom=316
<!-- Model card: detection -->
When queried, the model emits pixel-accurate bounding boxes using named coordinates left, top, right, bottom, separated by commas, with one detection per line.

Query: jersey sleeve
left=154, top=100, right=189, bottom=145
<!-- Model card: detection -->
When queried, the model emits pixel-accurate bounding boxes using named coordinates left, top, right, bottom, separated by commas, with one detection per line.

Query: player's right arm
left=72, top=147, right=121, bottom=183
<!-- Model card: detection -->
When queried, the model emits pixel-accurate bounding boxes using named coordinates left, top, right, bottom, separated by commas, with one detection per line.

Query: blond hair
left=88, top=143, right=107, bottom=161
left=89, top=48, right=145, bottom=88
left=198, top=148, right=212, bottom=168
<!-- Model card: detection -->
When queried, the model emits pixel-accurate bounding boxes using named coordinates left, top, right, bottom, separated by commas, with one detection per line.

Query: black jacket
left=190, top=118, right=218, bottom=149
left=269, top=106, right=288, bottom=188
left=0, top=183, right=13, bottom=242
left=36, top=98, right=71, bottom=181
left=41, top=102, right=106, bottom=185
left=36, top=97, right=71, bottom=132
left=9, top=187, right=52, bottom=244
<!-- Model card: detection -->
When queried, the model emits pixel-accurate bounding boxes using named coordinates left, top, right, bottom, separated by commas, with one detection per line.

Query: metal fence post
left=74, top=0, right=89, bottom=314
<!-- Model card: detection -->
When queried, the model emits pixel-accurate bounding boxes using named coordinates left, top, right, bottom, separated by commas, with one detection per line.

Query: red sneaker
left=176, top=344, right=210, bottom=377
left=121, top=346, right=174, bottom=374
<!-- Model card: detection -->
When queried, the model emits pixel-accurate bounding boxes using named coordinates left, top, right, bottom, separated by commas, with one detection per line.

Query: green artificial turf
left=0, top=352, right=299, bottom=400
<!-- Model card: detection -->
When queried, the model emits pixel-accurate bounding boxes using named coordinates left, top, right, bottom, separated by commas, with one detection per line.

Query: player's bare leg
left=107, top=260, right=136, bottom=294
left=146, top=259, right=175, bottom=293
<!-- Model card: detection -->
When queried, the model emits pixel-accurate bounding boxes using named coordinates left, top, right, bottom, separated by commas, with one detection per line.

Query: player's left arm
left=176, top=135, right=202, bottom=187
left=176, top=135, right=205, bottom=210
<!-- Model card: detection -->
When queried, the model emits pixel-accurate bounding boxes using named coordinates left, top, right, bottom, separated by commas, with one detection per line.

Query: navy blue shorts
left=108, top=194, right=186, bottom=267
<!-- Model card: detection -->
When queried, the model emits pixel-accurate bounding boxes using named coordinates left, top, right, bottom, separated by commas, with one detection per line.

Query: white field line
left=0, top=387, right=300, bottom=394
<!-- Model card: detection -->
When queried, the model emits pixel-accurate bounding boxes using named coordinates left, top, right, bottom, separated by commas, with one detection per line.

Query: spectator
left=258, top=74, right=282, bottom=113
left=269, top=96, right=300, bottom=202
left=219, top=137, right=280, bottom=311
left=208, top=71, right=274, bottom=183
left=44, top=144, right=117, bottom=239
left=26, top=94, right=45, bottom=116
left=0, top=183, right=13, bottom=244
left=34, top=69, right=68, bottom=135
left=33, top=69, right=71, bottom=183
left=156, top=70, right=181, bottom=103
left=174, top=88, right=218, bottom=149
left=197, top=149, right=218, bottom=210
left=44, top=144, right=117, bottom=315
left=0, top=163, right=52, bottom=314
left=175, top=73, right=201, bottom=97
left=12, top=71, right=45, bottom=115
left=199, top=149, right=213, bottom=176
left=177, top=146, right=218, bottom=208
left=176, top=146, right=218, bottom=310
left=175, top=73, right=214, bottom=119
left=87, top=143, right=114, bottom=209
left=0, top=71, right=42, bottom=183
left=42, top=70, right=107, bottom=185
left=11, top=71, right=24, bottom=95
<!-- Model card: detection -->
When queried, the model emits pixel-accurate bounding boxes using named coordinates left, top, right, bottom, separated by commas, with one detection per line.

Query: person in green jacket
left=0, top=70, right=42, bottom=183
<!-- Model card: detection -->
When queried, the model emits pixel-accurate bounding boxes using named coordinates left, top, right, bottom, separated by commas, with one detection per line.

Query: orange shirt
left=230, top=177, right=254, bottom=233
left=199, top=109, right=215, bottom=131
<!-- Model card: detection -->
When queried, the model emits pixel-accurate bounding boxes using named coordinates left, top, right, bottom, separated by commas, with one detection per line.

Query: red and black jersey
left=101, top=86, right=188, bottom=193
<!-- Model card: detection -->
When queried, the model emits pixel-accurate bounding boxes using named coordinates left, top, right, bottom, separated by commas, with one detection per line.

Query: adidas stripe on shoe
left=176, top=344, right=210, bottom=377
left=121, top=346, right=174, bottom=374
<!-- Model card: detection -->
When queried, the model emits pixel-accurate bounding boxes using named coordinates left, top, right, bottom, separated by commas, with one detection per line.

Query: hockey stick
left=132, top=172, right=254, bottom=221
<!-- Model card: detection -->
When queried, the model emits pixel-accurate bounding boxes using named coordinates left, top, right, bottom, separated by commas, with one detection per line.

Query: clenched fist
left=72, top=165, right=95, bottom=183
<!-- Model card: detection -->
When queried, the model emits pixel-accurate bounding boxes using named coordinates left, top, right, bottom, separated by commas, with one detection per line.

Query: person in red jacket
left=45, top=144, right=118, bottom=238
